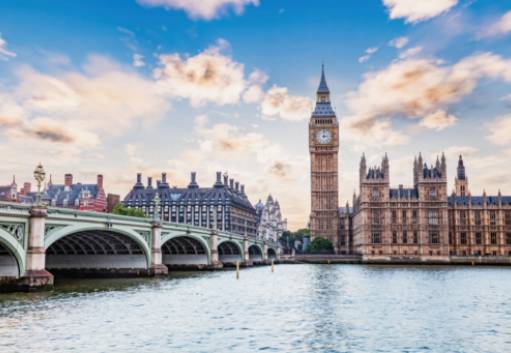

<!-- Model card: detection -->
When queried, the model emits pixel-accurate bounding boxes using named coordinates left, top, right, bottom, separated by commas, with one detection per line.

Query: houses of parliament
left=309, top=67, right=511, bottom=259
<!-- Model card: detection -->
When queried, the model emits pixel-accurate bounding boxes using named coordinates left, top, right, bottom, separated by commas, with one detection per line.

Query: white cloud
left=0, top=34, right=16, bottom=60
left=389, top=36, right=409, bottom=49
left=136, top=0, right=259, bottom=20
left=261, top=85, right=312, bottom=121
left=358, top=46, right=379, bottom=63
left=0, top=55, right=171, bottom=149
left=132, top=53, right=145, bottom=67
left=398, top=45, right=422, bottom=60
left=154, top=40, right=247, bottom=106
left=419, top=110, right=457, bottom=130
left=484, top=11, right=511, bottom=37
left=344, top=52, right=511, bottom=146
left=486, top=114, right=511, bottom=146
left=383, top=0, right=458, bottom=23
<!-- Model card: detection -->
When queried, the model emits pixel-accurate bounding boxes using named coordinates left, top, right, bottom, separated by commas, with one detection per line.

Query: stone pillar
left=209, top=230, right=222, bottom=269
left=149, top=221, right=168, bottom=275
left=263, top=241, right=269, bottom=263
left=277, top=245, right=282, bottom=260
left=243, top=237, right=250, bottom=266
left=21, top=206, right=53, bottom=291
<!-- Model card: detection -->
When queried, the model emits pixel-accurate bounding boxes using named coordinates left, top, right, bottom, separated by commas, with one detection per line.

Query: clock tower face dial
left=316, top=129, right=332, bottom=144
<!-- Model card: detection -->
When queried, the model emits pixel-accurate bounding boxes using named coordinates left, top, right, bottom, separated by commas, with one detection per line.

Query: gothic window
left=491, top=232, right=497, bottom=245
left=460, top=232, right=467, bottom=245
left=506, top=233, right=511, bottom=245
left=391, top=210, right=397, bottom=223
left=459, top=211, right=466, bottom=225
left=505, top=211, right=511, bottom=226
left=372, top=187, right=380, bottom=201
left=448, top=232, right=453, bottom=245
left=392, top=231, right=397, bottom=244
left=475, top=232, right=482, bottom=245
left=413, top=232, right=419, bottom=244
left=428, top=210, right=439, bottom=226
left=475, top=211, right=481, bottom=226
left=372, top=232, right=381, bottom=244
left=402, top=211, right=407, bottom=224
left=490, top=211, right=497, bottom=226
left=403, top=231, right=408, bottom=244
left=412, top=210, right=418, bottom=225
left=429, top=231, right=440, bottom=244
left=429, top=188, right=437, bottom=200
left=372, top=210, right=380, bottom=225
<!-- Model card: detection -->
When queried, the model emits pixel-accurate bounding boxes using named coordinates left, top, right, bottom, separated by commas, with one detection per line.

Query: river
left=1, top=264, right=510, bottom=353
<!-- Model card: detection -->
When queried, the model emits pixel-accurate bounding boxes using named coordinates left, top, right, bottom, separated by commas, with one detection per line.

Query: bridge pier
left=263, top=242, right=269, bottom=264
left=19, top=206, right=53, bottom=291
left=209, top=230, right=223, bottom=269
left=149, top=221, right=168, bottom=276
left=242, top=237, right=252, bottom=267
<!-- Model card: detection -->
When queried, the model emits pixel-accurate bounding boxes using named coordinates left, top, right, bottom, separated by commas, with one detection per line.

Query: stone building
left=255, top=195, right=288, bottom=242
left=122, top=172, right=257, bottom=237
left=0, top=177, right=17, bottom=202
left=41, top=174, right=107, bottom=212
left=352, top=153, right=450, bottom=259
left=448, top=156, right=511, bottom=257
left=347, top=154, right=511, bottom=259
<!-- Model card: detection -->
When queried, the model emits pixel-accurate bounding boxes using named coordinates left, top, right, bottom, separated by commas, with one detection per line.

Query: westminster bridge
left=0, top=202, right=279, bottom=291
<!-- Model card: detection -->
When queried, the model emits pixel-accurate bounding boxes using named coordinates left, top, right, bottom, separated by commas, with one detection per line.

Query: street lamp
left=153, top=192, right=161, bottom=220
left=33, top=163, right=46, bottom=206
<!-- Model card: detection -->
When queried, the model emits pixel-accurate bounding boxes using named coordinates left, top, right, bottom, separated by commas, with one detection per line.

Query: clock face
left=316, top=129, right=332, bottom=144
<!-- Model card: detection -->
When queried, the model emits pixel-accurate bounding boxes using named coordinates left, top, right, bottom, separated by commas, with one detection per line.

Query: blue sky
left=1, top=0, right=511, bottom=229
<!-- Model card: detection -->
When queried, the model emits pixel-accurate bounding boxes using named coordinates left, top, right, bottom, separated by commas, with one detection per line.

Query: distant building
left=122, top=172, right=257, bottom=237
left=106, top=194, right=121, bottom=213
left=40, top=174, right=107, bottom=212
left=0, top=177, right=17, bottom=202
left=255, top=195, right=287, bottom=242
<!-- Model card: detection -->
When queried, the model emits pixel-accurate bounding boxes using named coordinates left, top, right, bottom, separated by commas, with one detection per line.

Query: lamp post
left=33, top=163, right=46, bottom=206
left=153, top=192, right=161, bottom=221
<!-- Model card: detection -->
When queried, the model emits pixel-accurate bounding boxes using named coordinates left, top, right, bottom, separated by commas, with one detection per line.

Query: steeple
left=317, top=64, right=330, bottom=94
left=455, top=155, right=469, bottom=197
left=312, top=64, right=335, bottom=117
left=457, top=155, right=465, bottom=180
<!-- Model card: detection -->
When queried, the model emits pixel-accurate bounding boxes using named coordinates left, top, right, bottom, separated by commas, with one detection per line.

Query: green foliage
left=307, top=236, right=334, bottom=254
left=111, top=204, right=146, bottom=218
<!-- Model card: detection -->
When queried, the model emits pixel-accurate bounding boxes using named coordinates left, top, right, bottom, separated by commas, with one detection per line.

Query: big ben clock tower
left=309, top=65, right=339, bottom=250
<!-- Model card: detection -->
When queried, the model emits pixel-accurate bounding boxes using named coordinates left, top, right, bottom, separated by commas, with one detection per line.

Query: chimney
left=137, top=173, right=142, bottom=183
left=235, top=181, right=240, bottom=193
left=162, top=172, right=167, bottom=184
left=64, top=174, right=73, bottom=187
left=188, top=172, right=198, bottom=188
left=241, top=184, right=245, bottom=195
left=147, top=177, right=153, bottom=188
left=214, top=171, right=223, bottom=188
left=97, top=174, right=104, bottom=189
left=21, top=182, right=31, bottom=195
left=223, top=173, right=229, bottom=186
left=229, top=178, right=234, bottom=189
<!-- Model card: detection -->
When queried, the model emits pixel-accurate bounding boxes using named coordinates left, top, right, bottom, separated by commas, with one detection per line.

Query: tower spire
left=317, top=64, right=330, bottom=94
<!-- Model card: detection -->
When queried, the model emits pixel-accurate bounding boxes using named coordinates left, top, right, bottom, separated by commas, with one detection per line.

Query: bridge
left=0, top=202, right=279, bottom=291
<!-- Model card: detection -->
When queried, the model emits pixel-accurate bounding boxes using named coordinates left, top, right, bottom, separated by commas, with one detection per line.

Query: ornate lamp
left=33, top=163, right=46, bottom=206
left=153, top=192, right=161, bottom=220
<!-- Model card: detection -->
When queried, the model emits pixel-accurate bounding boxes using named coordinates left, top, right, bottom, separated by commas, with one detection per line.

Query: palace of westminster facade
left=309, top=67, right=511, bottom=259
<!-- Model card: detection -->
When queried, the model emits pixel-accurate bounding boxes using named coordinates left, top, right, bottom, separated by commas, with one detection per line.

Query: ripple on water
left=0, top=265, right=511, bottom=353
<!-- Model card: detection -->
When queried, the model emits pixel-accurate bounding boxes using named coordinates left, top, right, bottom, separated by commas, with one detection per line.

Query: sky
left=1, top=0, right=511, bottom=230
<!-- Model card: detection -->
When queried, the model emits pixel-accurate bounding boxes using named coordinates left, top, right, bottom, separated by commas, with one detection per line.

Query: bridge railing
left=0, top=201, right=276, bottom=247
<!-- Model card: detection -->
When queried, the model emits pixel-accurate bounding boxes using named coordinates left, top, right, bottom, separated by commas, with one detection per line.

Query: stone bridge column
left=263, top=241, right=269, bottom=263
left=243, top=237, right=251, bottom=266
left=209, top=229, right=222, bottom=269
left=21, top=206, right=53, bottom=291
left=150, top=221, right=168, bottom=275
left=277, top=245, right=282, bottom=260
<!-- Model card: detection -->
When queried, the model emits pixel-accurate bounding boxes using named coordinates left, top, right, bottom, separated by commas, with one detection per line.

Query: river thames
left=1, top=264, right=510, bottom=353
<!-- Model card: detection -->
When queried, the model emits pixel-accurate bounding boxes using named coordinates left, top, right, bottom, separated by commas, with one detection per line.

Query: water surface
left=1, top=265, right=510, bottom=353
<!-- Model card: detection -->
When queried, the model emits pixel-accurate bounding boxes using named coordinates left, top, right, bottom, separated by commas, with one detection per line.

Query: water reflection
left=0, top=265, right=510, bottom=353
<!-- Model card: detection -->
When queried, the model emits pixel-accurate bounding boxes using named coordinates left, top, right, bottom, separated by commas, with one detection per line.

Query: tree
left=307, top=236, right=334, bottom=254
left=111, top=204, right=146, bottom=218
